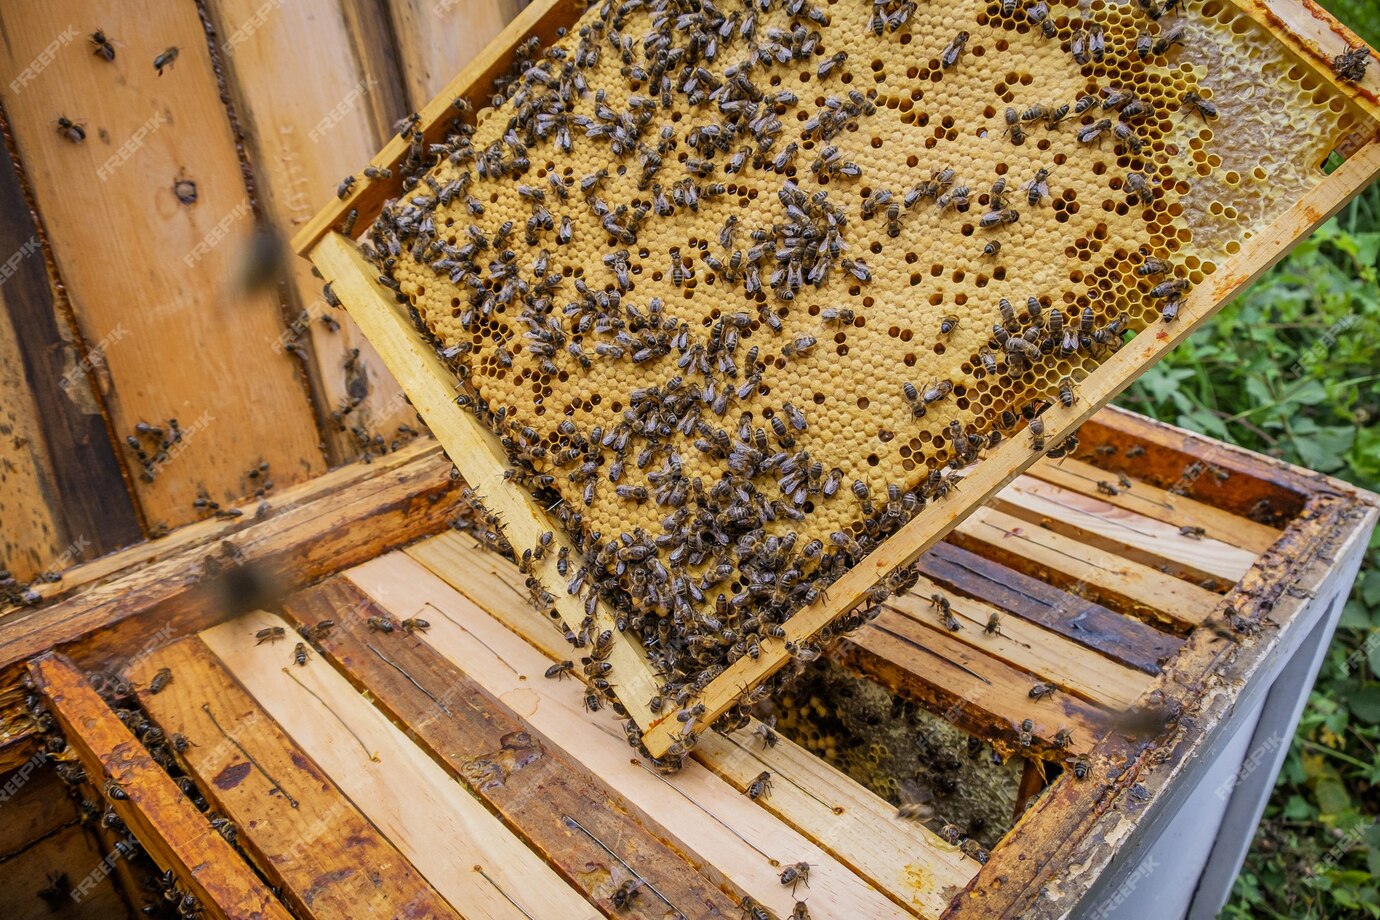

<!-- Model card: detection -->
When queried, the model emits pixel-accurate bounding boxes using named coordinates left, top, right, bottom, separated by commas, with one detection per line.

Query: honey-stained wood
left=347, top=552, right=918, bottom=920
left=943, top=496, right=1377, bottom=919
left=0, top=0, right=327, bottom=527
left=200, top=610, right=598, bottom=920
left=994, top=478, right=1259, bottom=583
left=0, top=126, right=139, bottom=576
left=310, top=231, right=660, bottom=728
left=885, top=578, right=1154, bottom=710
left=837, top=607, right=1108, bottom=759
left=28, top=652, right=293, bottom=920
left=203, top=0, right=413, bottom=464
left=0, top=761, right=77, bottom=856
left=946, top=510, right=1220, bottom=633
left=388, top=0, right=529, bottom=108
left=284, top=577, right=744, bottom=920
left=292, top=0, right=585, bottom=253
left=0, top=439, right=460, bottom=673
left=0, top=823, right=129, bottom=920
left=129, top=637, right=462, bottom=920
left=1027, top=457, right=1281, bottom=554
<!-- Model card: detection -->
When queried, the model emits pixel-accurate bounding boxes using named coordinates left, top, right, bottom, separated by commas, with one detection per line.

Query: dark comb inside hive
left=368, top=0, right=1368, bottom=762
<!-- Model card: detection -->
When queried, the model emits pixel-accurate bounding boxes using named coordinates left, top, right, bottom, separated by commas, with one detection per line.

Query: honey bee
left=792, top=902, right=811, bottom=920
left=90, top=30, right=116, bottom=62
left=1023, top=168, right=1051, bottom=205
left=255, top=626, right=286, bottom=645
left=337, top=175, right=356, bottom=199
left=984, top=612, right=1002, bottom=636
left=1097, top=480, right=1120, bottom=496
left=1333, top=46, right=1371, bottom=83
left=610, top=878, right=641, bottom=909
left=978, top=208, right=1020, bottom=228
left=1180, top=90, right=1217, bottom=121
left=1154, top=23, right=1187, bottom=55
left=983, top=240, right=1002, bottom=257
left=1077, top=119, right=1113, bottom=144
left=746, top=770, right=773, bottom=800
left=1071, top=29, right=1089, bottom=65
left=366, top=616, right=396, bottom=633
left=400, top=617, right=430, bottom=634
left=1136, top=29, right=1154, bottom=59
left=55, top=116, right=86, bottom=144
left=740, top=897, right=771, bottom=920
left=817, top=51, right=848, bottom=79
left=1067, top=754, right=1091, bottom=779
left=1057, top=376, right=1077, bottom=407
left=753, top=721, right=779, bottom=749
left=1029, top=417, right=1046, bottom=451
left=1054, top=728, right=1074, bottom=749
left=896, top=801, right=935, bottom=821
left=1018, top=718, right=1034, bottom=747
left=960, top=838, right=989, bottom=864
left=1125, top=171, right=1154, bottom=204
left=1179, top=525, right=1207, bottom=539
left=1004, top=107, right=1026, bottom=144
left=149, top=668, right=173, bottom=695
left=923, top=379, right=954, bottom=404
left=941, top=31, right=969, bottom=69
left=292, top=642, right=309, bottom=666
left=1137, top=257, right=1171, bottom=276
left=780, top=861, right=812, bottom=893
left=1150, top=278, right=1190, bottom=299
left=1030, top=681, right=1057, bottom=700
left=153, top=46, right=179, bottom=75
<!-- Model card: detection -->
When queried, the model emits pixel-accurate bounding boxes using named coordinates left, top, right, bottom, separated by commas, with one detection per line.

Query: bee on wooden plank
left=780, top=861, right=812, bottom=894
left=89, top=30, right=115, bottom=62
left=960, top=839, right=989, bottom=864
left=153, top=46, right=179, bottom=76
left=255, top=626, right=286, bottom=645
left=292, top=642, right=309, bottom=666
left=1333, top=46, right=1371, bottom=83
left=1029, top=417, right=1046, bottom=451
left=792, top=902, right=811, bottom=920
left=366, top=616, right=396, bottom=633
left=1067, top=754, right=1091, bottom=779
left=400, top=617, right=430, bottom=634
left=1054, top=728, right=1074, bottom=749
left=104, top=779, right=127, bottom=800
left=1097, top=480, right=1120, bottom=496
left=610, top=878, right=641, bottom=909
left=740, top=897, right=771, bottom=920
left=149, top=667, right=173, bottom=695
left=746, top=770, right=773, bottom=800
left=1018, top=718, right=1034, bottom=747
left=55, top=115, right=86, bottom=144
left=1030, top=681, right=1057, bottom=700
left=1179, top=524, right=1207, bottom=539
left=984, top=612, right=1002, bottom=636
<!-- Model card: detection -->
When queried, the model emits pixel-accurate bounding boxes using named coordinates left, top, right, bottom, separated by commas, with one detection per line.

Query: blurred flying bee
left=55, top=115, right=86, bottom=144
left=154, top=46, right=179, bottom=75
left=746, top=770, right=773, bottom=800
left=941, top=31, right=969, bottom=69
left=255, top=626, right=286, bottom=645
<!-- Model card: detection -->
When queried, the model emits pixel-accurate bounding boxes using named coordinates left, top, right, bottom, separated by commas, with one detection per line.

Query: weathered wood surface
left=0, top=0, right=328, bottom=527
left=310, top=231, right=659, bottom=728
left=29, top=653, right=293, bottom=920
left=203, top=0, right=413, bottom=464
left=389, top=0, right=530, bottom=107
left=0, top=439, right=460, bottom=673
left=201, top=609, right=599, bottom=920
left=130, top=636, right=462, bottom=920
left=0, top=124, right=139, bottom=577
left=0, top=823, right=130, bottom=920
left=348, top=551, right=921, bottom=920
left=403, top=531, right=977, bottom=917
left=284, top=576, right=744, bottom=920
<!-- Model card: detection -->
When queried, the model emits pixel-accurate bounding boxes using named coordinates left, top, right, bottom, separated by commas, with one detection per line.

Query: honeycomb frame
left=297, top=0, right=1380, bottom=760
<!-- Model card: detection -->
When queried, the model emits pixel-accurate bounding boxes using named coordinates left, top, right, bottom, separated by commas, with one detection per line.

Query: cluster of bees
left=360, top=0, right=1227, bottom=767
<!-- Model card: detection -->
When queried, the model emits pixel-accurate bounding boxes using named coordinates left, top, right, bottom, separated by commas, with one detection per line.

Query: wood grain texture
left=388, top=0, right=530, bottom=108
left=200, top=609, right=600, bottom=920
left=0, top=439, right=460, bottom=673
left=0, top=823, right=129, bottom=920
left=29, top=652, right=292, bottom=920
left=0, top=121, right=139, bottom=576
left=204, top=0, right=413, bottom=463
left=346, top=551, right=917, bottom=920
left=0, top=0, right=326, bottom=527
left=311, top=231, right=660, bottom=728
left=129, top=636, right=462, bottom=920
left=284, top=576, right=744, bottom=920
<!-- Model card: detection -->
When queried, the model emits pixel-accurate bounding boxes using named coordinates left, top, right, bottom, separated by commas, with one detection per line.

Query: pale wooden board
left=130, top=636, right=463, bottom=920
left=347, top=551, right=917, bottom=920
left=205, top=0, right=413, bottom=463
left=0, top=0, right=327, bottom=526
left=200, top=610, right=599, bottom=920
left=1026, top=458, right=1280, bottom=554
left=886, top=576, right=1153, bottom=710
left=388, top=0, right=529, bottom=108
left=993, top=478, right=1258, bottom=582
left=29, top=653, right=293, bottom=920
left=310, top=231, right=660, bottom=728
left=404, top=530, right=976, bottom=917
left=952, top=506, right=1223, bottom=629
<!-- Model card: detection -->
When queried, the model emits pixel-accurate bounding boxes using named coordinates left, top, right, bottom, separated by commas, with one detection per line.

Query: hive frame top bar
left=294, top=0, right=1380, bottom=758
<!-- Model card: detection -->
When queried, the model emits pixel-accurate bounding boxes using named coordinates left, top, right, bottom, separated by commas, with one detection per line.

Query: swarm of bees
left=351, top=0, right=1320, bottom=766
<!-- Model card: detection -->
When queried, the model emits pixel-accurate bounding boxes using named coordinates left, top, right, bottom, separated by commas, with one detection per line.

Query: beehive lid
left=306, top=0, right=1380, bottom=758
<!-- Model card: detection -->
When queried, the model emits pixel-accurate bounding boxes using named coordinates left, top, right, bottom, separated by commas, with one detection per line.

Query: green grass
left=1114, top=7, right=1380, bottom=905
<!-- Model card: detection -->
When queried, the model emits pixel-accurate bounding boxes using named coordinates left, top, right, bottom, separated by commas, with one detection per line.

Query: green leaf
left=1316, top=778, right=1353, bottom=818
left=1348, top=686, right=1380, bottom=725
left=1294, top=425, right=1354, bottom=473
left=1340, top=599, right=1373, bottom=631
left=1369, top=636, right=1380, bottom=681
left=1363, top=570, right=1380, bottom=607
left=1367, top=825, right=1380, bottom=878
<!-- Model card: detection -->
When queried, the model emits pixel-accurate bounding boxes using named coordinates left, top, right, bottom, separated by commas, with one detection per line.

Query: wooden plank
left=400, top=535, right=977, bottom=917
left=346, top=552, right=918, bottom=920
left=309, top=231, right=659, bottom=728
left=291, top=0, right=584, bottom=254
left=128, top=636, right=462, bottom=920
left=0, top=823, right=129, bottom=920
left=884, top=578, right=1154, bottom=710
left=947, top=510, right=1220, bottom=633
left=204, top=0, right=413, bottom=463
left=837, top=608, right=1109, bottom=760
left=631, top=138, right=1380, bottom=758
left=0, top=0, right=327, bottom=528
left=0, top=439, right=460, bottom=673
left=199, top=610, right=598, bottom=920
left=1026, top=458, right=1280, bottom=555
left=28, top=652, right=293, bottom=920
left=0, top=762, right=77, bottom=856
left=283, top=577, right=745, bottom=920
left=388, top=0, right=529, bottom=108
left=0, top=122, right=139, bottom=576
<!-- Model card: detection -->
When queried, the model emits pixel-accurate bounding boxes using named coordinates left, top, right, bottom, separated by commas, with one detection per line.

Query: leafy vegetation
left=1116, top=16, right=1380, bottom=904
